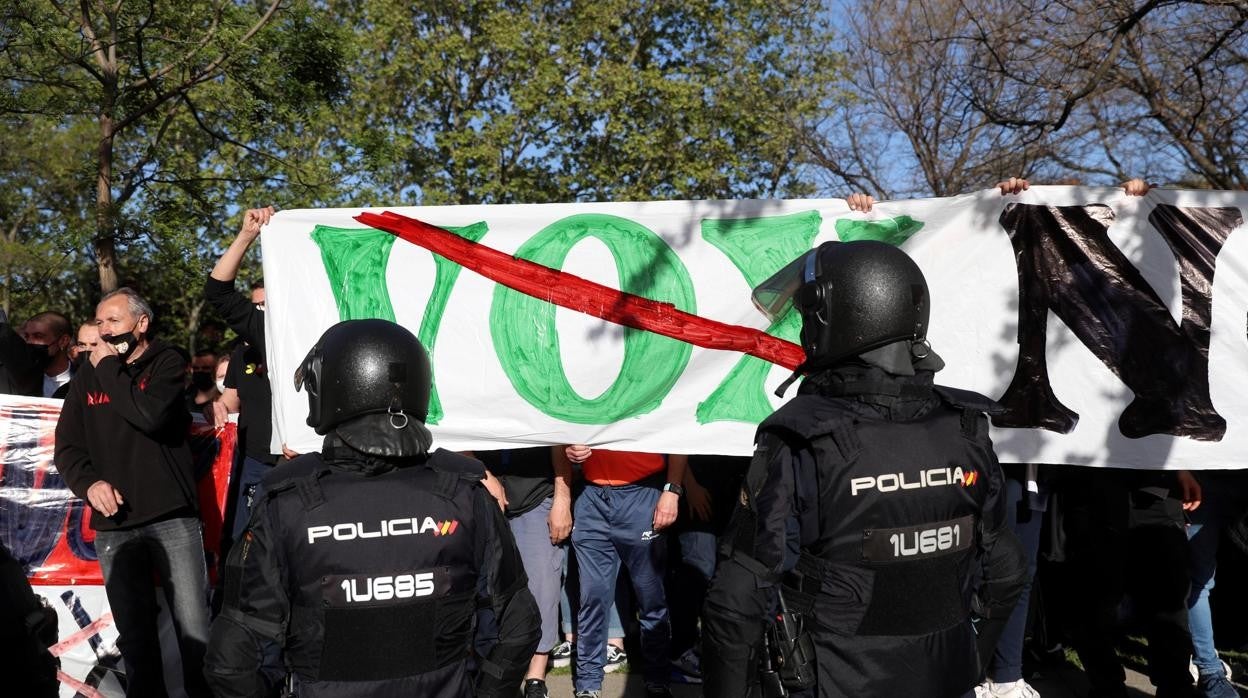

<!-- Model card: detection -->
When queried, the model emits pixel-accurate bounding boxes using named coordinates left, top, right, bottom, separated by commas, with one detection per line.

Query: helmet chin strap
left=773, top=365, right=807, bottom=398
left=773, top=338, right=945, bottom=397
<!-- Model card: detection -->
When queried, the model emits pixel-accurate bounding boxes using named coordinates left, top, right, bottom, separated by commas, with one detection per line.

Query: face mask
left=101, top=331, right=138, bottom=360
left=24, top=341, right=53, bottom=370
left=215, top=379, right=227, bottom=393
left=190, top=371, right=214, bottom=391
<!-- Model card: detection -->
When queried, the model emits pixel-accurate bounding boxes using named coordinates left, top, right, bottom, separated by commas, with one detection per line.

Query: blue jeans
left=670, top=529, right=716, bottom=655
left=990, top=477, right=1048, bottom=683
left=572, top=483, right=670, bottom=691
left=96, top=516, right=212, bottom=697
left=678, top=529, right=716, bottom=582
left=1187, top=470, right=1248, bottom=677
left=229, top=456, right=274, bottom=541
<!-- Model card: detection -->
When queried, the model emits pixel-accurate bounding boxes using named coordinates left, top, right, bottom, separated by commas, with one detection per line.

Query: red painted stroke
left=56, top=671, right=107, bottom=698
left=355, top=211, right=807, bottom=370
left=49, top=613, right=114, bottom=657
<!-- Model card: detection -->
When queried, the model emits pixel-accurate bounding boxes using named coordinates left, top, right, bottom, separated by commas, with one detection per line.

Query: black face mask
left=100, top=331, right=138, bottom=360
left=24, top=341, right=53, bottom=371
left=71, top=353, right=89, bottom=370
left=190, top=371, right=214, bottom=391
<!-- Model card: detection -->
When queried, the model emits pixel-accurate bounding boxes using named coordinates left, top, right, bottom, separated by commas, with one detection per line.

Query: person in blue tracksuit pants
left=562, top=446, right=686, bottom=698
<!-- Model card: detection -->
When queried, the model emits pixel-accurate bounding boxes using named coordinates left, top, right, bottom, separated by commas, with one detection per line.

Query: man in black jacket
left=204, top=205, right=282, bottom=543
left=0, top=308, right=49, bottom=397
left=702, top=241, right=1027, bottom=698
left=205, top=319, right=540, bottom=697
left=55, top=287, right=212, bottom=697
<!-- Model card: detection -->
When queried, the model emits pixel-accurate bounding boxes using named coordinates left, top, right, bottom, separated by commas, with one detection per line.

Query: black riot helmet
left=753, top=240, right=933, bottom=374
left=294, top=319, right=433, bottom=435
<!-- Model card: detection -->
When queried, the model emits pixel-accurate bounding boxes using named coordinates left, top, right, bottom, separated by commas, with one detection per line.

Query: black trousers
left=1062, top=469, right=1192, bottom=695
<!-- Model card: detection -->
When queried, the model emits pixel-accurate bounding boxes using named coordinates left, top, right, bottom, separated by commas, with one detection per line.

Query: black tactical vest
left=262, top=449, right=485, bottom=694
left=757, top=386, right=998, bottom=697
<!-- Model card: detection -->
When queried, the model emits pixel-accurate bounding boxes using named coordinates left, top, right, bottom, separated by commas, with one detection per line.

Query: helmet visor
left=293, top=343, right=319, bottom=392
left=750, top=247, right=820, bottom=323
left=293, top=362, right=307, bottom=391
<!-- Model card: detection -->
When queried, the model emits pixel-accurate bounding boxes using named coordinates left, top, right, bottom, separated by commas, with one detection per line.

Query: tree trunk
left=95, top=117, right=119, bottom=294
left=3, top=217, right=17, bottom=317
left=185, top=299, right=204, bottom=354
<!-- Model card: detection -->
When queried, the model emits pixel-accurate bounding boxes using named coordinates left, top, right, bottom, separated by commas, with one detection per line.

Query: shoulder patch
left=933, top=386, right=1003, bottom=416
left=758, top=395, right=855, bottom=441
left=427, top=449, right=486, bottom=481
left=261, top=453, right=329, bottom=499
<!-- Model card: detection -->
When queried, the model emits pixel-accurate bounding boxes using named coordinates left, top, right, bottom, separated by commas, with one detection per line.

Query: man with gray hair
left=55, top=287, right=212, bottom=697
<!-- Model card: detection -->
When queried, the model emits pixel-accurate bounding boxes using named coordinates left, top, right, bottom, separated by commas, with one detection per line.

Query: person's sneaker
left=644, top=683, right=674, bottom=698
left=573, top=692, right=600, bottom=698
left=603, top=643, right=627, bottom=673
left=1195, top=672, right=1239, bottom=698
left=987, top=679, right=1041, bottom=698
left=550, top=640, right=574, bottom=668
left=522, top=678, right=549, bottom=698
left=671, top=647, right=702, bottom=683
left=1190, top=659, right=1234, bottom=682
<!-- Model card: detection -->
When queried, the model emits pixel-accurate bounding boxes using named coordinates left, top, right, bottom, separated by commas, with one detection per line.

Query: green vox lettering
left=696, top=211, right=925, bottom=424
left=310, top=222, right=490, bottom=424
left=696, top=211, right=821, bottom=424
left=490, top=213, right=696, bottom=423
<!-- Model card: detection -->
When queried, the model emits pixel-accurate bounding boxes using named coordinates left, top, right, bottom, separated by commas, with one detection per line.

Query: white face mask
left=215, top=379, right=227, bottom=393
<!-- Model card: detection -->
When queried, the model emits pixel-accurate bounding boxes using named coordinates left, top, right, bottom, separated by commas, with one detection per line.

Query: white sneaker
left=1189, top=657, right=1233, bottom=682
left=987, top=679, right=1041, bottom=698
left=603, top=644, right=628, bottom=673
left=550, top=640, right=573, bottom=668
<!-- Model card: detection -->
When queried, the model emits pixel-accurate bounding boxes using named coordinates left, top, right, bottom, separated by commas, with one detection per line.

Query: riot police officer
left=702, top=241, right=1027, bottom=698
left=204, top=319, right=540, bottom=697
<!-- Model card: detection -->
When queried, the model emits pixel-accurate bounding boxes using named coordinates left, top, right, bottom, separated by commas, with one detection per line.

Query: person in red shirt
left=563, top=445, right=686, bottom=698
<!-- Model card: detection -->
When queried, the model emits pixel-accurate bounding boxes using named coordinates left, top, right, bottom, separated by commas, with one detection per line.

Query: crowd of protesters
left=0, top=182, right=1245, bottom=698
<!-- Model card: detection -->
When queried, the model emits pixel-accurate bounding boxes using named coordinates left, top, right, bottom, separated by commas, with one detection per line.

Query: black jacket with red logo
left=54, top=339, right=196, bottom=531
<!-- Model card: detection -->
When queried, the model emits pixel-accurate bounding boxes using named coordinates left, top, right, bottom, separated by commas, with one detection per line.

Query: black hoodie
left=54, top=339, right=197, bottom=531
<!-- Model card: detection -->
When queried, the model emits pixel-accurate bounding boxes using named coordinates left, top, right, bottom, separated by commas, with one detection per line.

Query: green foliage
left=0, top=0, right=841, bottom=341
left=0, top=115, right=97, bottom=322
left=330, top=0, right=841, bottom=204
left=0, top=0, right=350, bottom=336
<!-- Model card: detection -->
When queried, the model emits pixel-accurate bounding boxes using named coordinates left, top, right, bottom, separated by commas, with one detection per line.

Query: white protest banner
left=261, top=187, right=1248, bottom=470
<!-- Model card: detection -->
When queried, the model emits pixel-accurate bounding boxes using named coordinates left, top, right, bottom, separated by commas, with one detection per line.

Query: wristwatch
left=662, top=482, right=685, bottom=497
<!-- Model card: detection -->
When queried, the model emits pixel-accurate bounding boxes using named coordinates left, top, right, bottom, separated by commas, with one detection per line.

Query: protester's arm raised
left=211, top=207, right=274, bottom=283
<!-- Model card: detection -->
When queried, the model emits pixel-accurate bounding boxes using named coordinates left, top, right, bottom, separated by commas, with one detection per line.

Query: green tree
left=2, top=0, right=841, bottom=338
left=330, top=0, right=841, bottom=205
left=0, top=115, right=95, bottom=321
left=0, top=0, right=347, bottom=297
